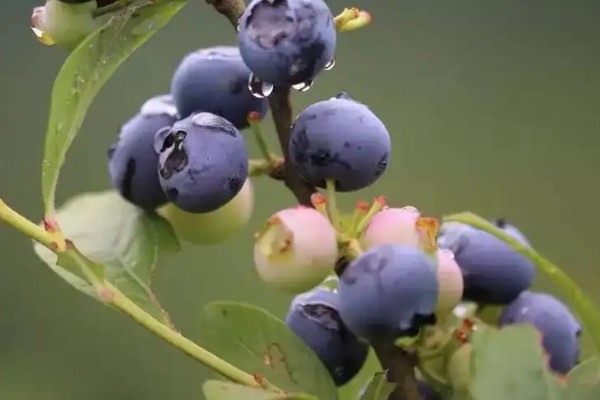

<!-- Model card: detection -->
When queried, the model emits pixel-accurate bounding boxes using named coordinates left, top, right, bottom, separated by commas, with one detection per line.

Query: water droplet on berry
left=236, top=19, right=241, bottom=32
left=248, top=73, right=273, bottom=98
left=292, top=80, right=313, bottom=92
left=324, top=58, right=336, bottom=71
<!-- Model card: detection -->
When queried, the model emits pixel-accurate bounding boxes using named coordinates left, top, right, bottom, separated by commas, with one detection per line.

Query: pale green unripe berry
left=31, top=0, right=100, bottom=50
left=158, top=179, right=254, bottom=245
left=435, top=249, right=464, bottom=317
left=254, top=206, right=338, bottom=294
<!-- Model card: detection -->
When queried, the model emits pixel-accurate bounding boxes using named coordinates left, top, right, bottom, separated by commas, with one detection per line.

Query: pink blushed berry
left=360, top=206, right=422, bottom=250
left=254, top=207, right=338, bottom=293
left=435, top=249, right=464, bottom=316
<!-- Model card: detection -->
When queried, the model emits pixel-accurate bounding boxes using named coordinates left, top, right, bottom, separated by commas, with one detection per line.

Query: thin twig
left=268, top=86, right=316, bottom=206
left=205, top=0, right=246, bottom=28
left=373, top=341, right=423, bottom=400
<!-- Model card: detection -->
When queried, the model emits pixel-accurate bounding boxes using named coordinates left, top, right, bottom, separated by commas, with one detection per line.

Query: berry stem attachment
left=310, top=193, right=328, bottom=218
left=344, top=238, right=363, bottom=261
left=206, top=0, right=247, bottom=29
left=325, top=179, right=341, bottom=230
left=0, top=197, right=66, bottom=251
left=248, top=112, right=278, bottom=166
left=93, top=0, right=136, bottom=18
left=353, top=196, right=386, bottom=237
left=248, top=159, right=271, bottom=177
left=349, top=200, right=369, bottom=236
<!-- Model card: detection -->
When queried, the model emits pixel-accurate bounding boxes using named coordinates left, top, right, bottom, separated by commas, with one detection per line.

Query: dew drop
left=248, top=73, right=273, bottom=98
left=292, top=80, right=313, bottom=92
left=324, top=57, right=335, bottom=71
left=236, top=19, right=241, bottom=32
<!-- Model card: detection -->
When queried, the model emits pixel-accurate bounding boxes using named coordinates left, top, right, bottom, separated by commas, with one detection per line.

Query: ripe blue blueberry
left=493, top=218, right=531, bottom=246
left=289, top=92, right=391, bottom=192
left=417, top=381, right=442, bottom=400
left=437, top=221, right=535, bottom=305
left=499, top=291, right=581, bottom=374
left=108, top=94, right=178, bottom=210
left=237, top=0, right=337, bottom=87
left=170, top=46, right=269, bottom=128
left=154, top=112, right=249, bottom=213
left=285, top=288, right=368, bottom=386
left=338, top=244, right=438, bottom=341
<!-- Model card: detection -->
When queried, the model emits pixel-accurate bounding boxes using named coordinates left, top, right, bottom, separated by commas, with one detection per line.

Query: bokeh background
left=1, top=0, right=599, bottom=399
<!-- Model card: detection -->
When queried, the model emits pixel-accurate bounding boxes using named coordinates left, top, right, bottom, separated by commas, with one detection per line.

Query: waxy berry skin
left=437, top=221, right=535, bottom=305
left=108, top=94, right=178, bottom=210
left=289, top=93, right=391, bottom=192
left=338, top=244, right=439, bottom=341
left=237, top=0, right=337, bottom=86
left=499, top=291, right=581, bottom=374
left=155, top=112, right=249, bottom=213
left=285, top=288, right=368, bottom=386
left=170, top=46, right=269, bottom=128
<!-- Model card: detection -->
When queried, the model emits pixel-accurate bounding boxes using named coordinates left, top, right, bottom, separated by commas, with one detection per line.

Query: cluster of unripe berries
left=37, top=0, right=583, bottom=397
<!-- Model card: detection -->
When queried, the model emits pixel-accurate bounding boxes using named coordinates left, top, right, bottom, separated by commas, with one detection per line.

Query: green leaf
left=469, top=324, right=562, bottom=400
left=358, top=371, right=396, bottom=400
left=561, top=357, right=600, bottom=400
left=33, top=190, right=180, bottom=324
left=442, top=212, right=600, bottom=356
left=41, top=0, right=188, bottom=214
left=198, top=302, right=339, bottom=400
left=202, top=380, right=318, bottom=400
left=568, top=357, right=600, bottom=381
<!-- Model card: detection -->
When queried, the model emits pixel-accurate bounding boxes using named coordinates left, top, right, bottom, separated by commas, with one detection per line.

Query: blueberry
left=499, top=291, right=581, bottom=374
left=238, top=0, right=337, bottom=86
left=437, top=221, right=535, bottom=305
left=289, top=92, right=391, bottom=191
left=170, top=46, right=269, bottom=128
left=338, top=244, right=438, bottom=341
left=285, top=288, right=368, bottom=386
left=154, top=112, right=249, bottom=213
left=493, top=218, right=531, bottom=246
left=417, top=380, right=442, bottom=400
left=254, top=206, right=338, bottom=293
left=108, top=94, right=178, bottom=210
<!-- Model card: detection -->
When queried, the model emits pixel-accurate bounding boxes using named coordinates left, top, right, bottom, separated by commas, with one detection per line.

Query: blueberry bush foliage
left=2, top=1, right=599, bottom=400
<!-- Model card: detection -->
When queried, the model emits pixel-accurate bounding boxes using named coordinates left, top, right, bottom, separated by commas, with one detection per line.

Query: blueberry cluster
left=54, top=0, right=581, bottom=394
left=272, top=206, right=581, bottom=389
left=107, top=44, right=271, bottom=244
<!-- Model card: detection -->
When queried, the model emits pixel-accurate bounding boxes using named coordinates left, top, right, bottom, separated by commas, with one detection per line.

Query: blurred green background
left=1, top=0, right=599, bottom=399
